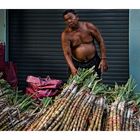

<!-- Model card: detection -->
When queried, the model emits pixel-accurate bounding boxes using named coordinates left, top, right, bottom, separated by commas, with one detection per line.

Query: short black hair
left=63, top=9, right=77, bottom=18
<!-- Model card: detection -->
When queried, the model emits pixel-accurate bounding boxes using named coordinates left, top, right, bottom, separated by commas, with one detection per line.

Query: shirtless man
left=61, top=9, right=108, bottom=77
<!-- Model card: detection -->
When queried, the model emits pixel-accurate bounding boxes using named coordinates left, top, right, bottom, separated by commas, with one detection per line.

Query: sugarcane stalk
left=33, top=91, right=75, bottom=130
left=76, top=94, right=92, bottom=130
left=67, top=93, right=87, bottom=130
left=46, top=104, right=70, bottom=130
left=116, top=102, right=121, bottom=131
left=94, top=97, right=105, bottom=131
left=26, top=103, right=58, bottom=131
left=80, top=106, right=92, bottom=130
left=125, top=107, right=131, bottom=130
left=15, top=108, right=40, bottom=130
left=137, top=116, right=139, bottom=131
left=92, top=97, right=105, bottom=131
left=72, top=95, right=91, bottom=131
left=41, top=86, right=77, bottom=130
left=46, top=108, right=68, bottom=131
left=45, top=89, right=77, bottom=131
left=8, top=112, right=28, bottom=130
left=60, top=95, right=80, bottom=130
left=112, top=100, right=119, bottom=131
left=59, top=80, right=77, bottom=98
left=108, top=105, right=114, bottom=131
left=129, top=107, right=134, bottom=131
left=15, top=115, right=36, bottom=131
left=97, top=106, right=105, bottom=131
left=27, top=93, right=67, bottom=131
left=88, top=98, right=100, bottom=131
left=63, top=91, right=87, bottom=130
left=23, top=107, right=47, bottom=130
left=79, top=96, right=94, bottom=130
left=122, top=107, right=128, bottom=130
left=51, top=117, right=64, bottom=131
left=78, top=95, right=94, bottom=130
left=133, top=117, right=137, bottom=131
left=88, top=100, right=97, bottom=129
left=104, top=106, right=110, bottom=131
left=119, top=101, right=126, bottom=130
left=91, top=106, right=101, bottom=130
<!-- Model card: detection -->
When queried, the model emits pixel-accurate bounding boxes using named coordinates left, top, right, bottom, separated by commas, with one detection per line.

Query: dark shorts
left=71, top=52, right=101, bottom=78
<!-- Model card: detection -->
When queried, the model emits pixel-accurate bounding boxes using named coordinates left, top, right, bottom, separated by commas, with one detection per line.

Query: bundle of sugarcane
left=12, top=108, right=42, bottom=131
left=1, top=68, right=140, bottom=131
left=105, top=100, right=120, bottom=131
left=3, top=96, right=53, bottom=131
left=60, top=79, right=100, bottom=131
left=133, top=111, right=140, bottom=131
left=105, top=77, right=140, bottom=131
left=0, top=95, right=33, bottom=130
left=122, top=99, right=140, bottom=131
left=0, top=94, right=53, bottom=130
left=0, top=74, right=14, bottom=98
left=58, top=74, right=101, bottom=131
left=0, top=78, right=20, bottom=130
left=131, top=92, right=140, bottom=131
left=68, top=93, right=92, bottom=131
left=88, top=96, right=106, bottom=131
left=21, top=97, right=53, bottom=131
left=0, top=75, right=53, bottom=131
left=0, top=96, right=9, bottom=113
left=86, top=76, right=107, bottom=131
left=45, top=70, right=107, bottom=131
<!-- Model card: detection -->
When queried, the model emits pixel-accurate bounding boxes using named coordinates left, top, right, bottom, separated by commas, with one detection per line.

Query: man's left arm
left=87, top=22, right=108, bottom=73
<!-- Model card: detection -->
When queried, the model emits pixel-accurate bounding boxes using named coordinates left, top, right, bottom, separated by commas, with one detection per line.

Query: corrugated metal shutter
left=8, top=9, right=129, bottom=89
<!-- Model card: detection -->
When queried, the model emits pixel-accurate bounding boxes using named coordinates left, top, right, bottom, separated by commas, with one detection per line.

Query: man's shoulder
left=62, top=28, right=70, bottom=36
left=84, top=22, right=97, bottom=31
left=83, top=21, right=95, bottom=26
left=61, top=29, right=70, bottom=39
left=81, top=21, right=95, bottom=28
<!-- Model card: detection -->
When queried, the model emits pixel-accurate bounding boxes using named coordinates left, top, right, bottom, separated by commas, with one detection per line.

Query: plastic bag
left=4, top=62, right=18, bottom=88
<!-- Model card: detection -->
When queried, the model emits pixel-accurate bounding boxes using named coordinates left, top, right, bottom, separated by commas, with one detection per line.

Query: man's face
left=64, top=13, right=79, bottom=28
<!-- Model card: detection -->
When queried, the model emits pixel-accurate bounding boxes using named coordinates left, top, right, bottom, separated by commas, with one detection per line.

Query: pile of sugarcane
left=0, top=67, right=140, bottom=131
left=105, top=78, right=140, bottom=131
left=23, top=67, right=140, bottom=131
left=0, top=72, right=53, bottom=130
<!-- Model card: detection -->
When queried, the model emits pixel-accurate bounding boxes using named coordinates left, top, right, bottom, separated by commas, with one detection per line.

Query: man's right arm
left=61, top=32, right=78, bottom=75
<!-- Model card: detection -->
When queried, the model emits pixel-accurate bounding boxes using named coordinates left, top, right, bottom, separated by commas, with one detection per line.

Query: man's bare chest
left=69, top=30, right=93, bottom=47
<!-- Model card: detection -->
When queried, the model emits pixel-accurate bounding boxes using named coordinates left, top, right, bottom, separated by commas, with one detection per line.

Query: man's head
left=63, top=9, right=79, bottom=29
left=63, top=9, right=77, bottom=18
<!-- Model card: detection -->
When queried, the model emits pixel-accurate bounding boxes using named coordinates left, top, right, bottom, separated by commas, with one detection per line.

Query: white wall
left=129, top=9, right=140, bottom=92
left=0, top=9, right=6, bottom=43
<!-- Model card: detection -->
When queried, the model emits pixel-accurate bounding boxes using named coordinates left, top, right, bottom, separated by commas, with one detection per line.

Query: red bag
left=4, top=62, right=18, bottom=88
left=26, top=75, right=62, bottom=99
left=0, top=43, right=5, bottom=72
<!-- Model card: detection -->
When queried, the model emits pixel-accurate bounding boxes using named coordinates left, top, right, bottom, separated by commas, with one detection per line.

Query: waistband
left=72, top=51, right=98, bottom=64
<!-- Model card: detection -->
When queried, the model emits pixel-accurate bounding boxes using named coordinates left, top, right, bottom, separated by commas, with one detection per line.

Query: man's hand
left=71, top=67, right=78, bottom=75
left=98, top=59, right=108, bottom=73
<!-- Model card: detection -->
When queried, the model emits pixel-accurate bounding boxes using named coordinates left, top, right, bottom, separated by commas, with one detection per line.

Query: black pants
left=71, top=52, right=101, bottom=78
